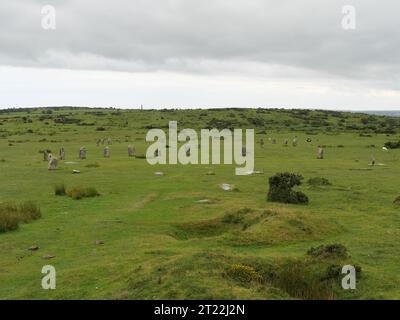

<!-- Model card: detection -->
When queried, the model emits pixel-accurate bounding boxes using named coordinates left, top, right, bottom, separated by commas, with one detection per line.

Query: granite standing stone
left=60, top=147, right=65, bottom=160
left=79, top=147, right=87, bottom=160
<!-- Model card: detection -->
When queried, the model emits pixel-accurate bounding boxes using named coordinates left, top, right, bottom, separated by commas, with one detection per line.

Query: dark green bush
left=384, top=141, right=400, bottom=149
left=267, top=173, right=309, bottom=204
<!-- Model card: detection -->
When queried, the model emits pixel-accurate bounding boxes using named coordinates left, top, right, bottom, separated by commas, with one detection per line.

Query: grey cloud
left=0, top=0, right=399, bottom=87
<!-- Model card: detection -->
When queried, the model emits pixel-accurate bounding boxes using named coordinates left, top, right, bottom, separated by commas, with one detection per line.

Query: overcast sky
left=0, top=0, right=399, bottom=110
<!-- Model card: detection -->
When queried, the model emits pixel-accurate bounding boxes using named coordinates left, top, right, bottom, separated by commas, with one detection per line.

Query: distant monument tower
left=141, top=104, right=143, bottom=111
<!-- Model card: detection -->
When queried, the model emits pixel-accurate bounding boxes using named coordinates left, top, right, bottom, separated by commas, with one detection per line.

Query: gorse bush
left=267, top=172, right=309, bottom=204
left=0, top=201, right=41, bottom=232
left=67, top=187, right=99, bottom=200
left=226, top=264, right=263, bottom=284
left=54, top=183, right=66, bottom=196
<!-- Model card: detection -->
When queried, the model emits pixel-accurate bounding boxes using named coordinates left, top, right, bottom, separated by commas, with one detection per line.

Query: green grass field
left=0, top=107, right=399, bottom=299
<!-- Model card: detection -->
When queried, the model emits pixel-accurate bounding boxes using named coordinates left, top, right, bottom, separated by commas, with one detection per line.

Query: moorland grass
left=0, top=107, right=400, bottom=299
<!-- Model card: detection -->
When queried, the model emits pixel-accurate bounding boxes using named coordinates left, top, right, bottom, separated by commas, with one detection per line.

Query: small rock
left=219, top=183, right=233, bottom=191
left=72, top=170, right=81, bottom=174
left=154, top=172, right=164, bottom=176
left=206, top=171, right=215, bottom=175
left=28, top=246, right=40, bottom=251
left=95, top=240, right=104, bottom=245
left=196, top=199, right=211, bottom=203
left=43, top=254, right=55, bottom=260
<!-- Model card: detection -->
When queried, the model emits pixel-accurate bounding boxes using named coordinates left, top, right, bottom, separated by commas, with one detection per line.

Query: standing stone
left=128, top=145, right=135, bottom=157
left=60, top=147, right=65, bottom=160
left=260, top=139, right=265, bottom=148
left=272, top=138, right=276, bottom=144
left=96, top=139, right=101, bottom=147
left=107, top=137, right=112, bottom=145
left=242, top=147, right=247, bottom=157
left=154, top=149, right=160, bottom=158
left=79, top=147, right=87, bottom=160
left=104, top=147, right=110, bottom=158
left=43, top=151, right=49, bottom=161
left=284, top=139, right=288, bottom=146
left=317, top=147, right=324, bottom=159
left=292, top=138, right=297, bottom=147
left=186, top=146, right=191, bottom=157
left=48, top=154, right=58, bottom=170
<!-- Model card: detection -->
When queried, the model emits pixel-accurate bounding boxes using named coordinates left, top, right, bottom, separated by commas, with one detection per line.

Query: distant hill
left=362, top=111, right=400, bottom=117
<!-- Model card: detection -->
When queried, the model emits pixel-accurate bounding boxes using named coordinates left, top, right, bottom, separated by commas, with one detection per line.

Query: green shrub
left=67, top=187, right=99, bottom=200
left=307, top=244, right=348, bottom=259
left=267, top=172, right=309, bottom=204
left=54, top=183, right=66, bottom=196
left=307, top=177, right=332, bottom=186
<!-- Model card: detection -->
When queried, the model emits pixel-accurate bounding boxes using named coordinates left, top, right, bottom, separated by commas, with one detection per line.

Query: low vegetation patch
left=66, top=186, right=99, bottom=200
left=226, top=264, right=263, bottom=284
left=125, top=246, right=361, bottom=300
left=384, top=141, right=400, bottom=149
left=0, top=201, right=41, bottom=232
left=267, top=172, right=309, bottom=204
left=85, top=162, right=100, bottom=168
left=307, top=177, right=332, bottom=187
left=307, top=244, right=348, bottom=259
left=54, top=183, right=66, bottom=196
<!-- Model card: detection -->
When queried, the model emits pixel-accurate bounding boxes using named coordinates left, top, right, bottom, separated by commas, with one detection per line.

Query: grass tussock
left=67, top=186, right=99, bottom=200
left=306, top=244, right=348, bottom=259
left=54, top=183, right=66, bottom=196
left=307, top=177, right=332, bottom=187
left=85, top=162, right=100, bottom=168
left=0, top=201, right=41, bottom=232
